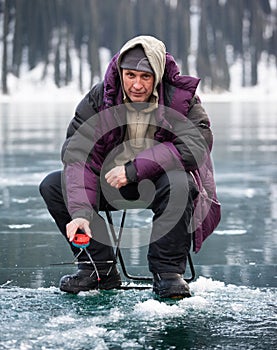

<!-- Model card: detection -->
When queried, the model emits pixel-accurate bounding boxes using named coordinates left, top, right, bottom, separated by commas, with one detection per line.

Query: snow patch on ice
left=134, top=299, right=184, bottom=318
left=213, top=229, right=247, bottom=235
left=8, top=224, right=33, bottom=229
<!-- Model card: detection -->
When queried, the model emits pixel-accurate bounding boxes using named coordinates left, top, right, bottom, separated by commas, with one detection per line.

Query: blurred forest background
left=0, top=0, right=276, bottom=95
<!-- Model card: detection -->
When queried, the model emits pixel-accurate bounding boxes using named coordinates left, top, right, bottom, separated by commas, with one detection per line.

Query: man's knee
left=155, top=170, right=197, bottom=205
left=39, top=170, right=62, bottom=202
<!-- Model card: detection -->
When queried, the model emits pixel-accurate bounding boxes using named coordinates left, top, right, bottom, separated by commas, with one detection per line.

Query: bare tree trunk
left=89, top=0, right=100, bottom=85
left=65, top=28, right=72, bottom=85
left=196, top=1, right=212, bottom=90
left=2, top=0, right=9, bottom=94
left=12, top=0, right=23, bottom=77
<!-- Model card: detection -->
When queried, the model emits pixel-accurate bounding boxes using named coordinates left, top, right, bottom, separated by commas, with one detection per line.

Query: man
left=40, top=35, right=220, bottom=298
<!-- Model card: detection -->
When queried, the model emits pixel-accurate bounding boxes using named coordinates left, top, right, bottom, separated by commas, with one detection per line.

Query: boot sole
left=153, top=286, right=191, bottom=299
left=60, top=279, right=121, bottom=294
left=99, top=280, right=122, bottom=290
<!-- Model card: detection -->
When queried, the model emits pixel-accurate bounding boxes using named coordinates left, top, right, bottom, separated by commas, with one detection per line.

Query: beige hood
left=117, top=36, right=166, bottom=99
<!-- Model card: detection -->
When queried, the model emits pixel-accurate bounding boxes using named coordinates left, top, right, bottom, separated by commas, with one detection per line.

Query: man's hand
left=66, top=218, right=92, bottom=242
left=105, top=165, right=128, bottom=189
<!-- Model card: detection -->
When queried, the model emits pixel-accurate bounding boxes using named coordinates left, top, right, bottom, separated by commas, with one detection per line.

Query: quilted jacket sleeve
left=129, top=99, right=212, bottom=181
left=174, top=98, right=213, bottom=171
left=61, top=83, right=104, bottom=220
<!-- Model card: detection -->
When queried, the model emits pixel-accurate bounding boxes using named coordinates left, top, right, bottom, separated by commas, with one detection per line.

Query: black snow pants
left=39, top=169, right=198, bottom=274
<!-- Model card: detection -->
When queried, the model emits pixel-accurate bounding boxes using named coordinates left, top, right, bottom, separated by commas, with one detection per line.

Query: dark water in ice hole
left=0, top=101, right=276, bottom=349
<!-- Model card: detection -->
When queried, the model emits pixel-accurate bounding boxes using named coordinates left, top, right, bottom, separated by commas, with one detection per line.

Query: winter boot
left=153, top=272, right=191, bottom=299
left=59, top=265, right=121, bottom=294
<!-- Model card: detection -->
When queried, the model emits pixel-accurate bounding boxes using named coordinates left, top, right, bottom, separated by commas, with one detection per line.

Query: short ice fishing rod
left=71, top=233, right=101, bottom=282
left=51, top=233, right=115, bottom=283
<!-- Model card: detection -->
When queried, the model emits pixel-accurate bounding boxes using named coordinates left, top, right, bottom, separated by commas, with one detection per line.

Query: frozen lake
left=0, top=100, right=276, bottom=349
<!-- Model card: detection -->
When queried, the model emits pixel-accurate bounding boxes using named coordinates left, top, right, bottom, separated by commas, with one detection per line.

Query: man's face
left=122, top=69, right=154, bottom=102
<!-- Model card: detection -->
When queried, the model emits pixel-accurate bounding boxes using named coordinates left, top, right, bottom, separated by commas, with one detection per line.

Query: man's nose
left=133, top=78, right=143, bottom=90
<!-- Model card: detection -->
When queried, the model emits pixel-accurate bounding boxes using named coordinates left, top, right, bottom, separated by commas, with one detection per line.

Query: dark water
left=0, top=101, right=276, bottom=349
